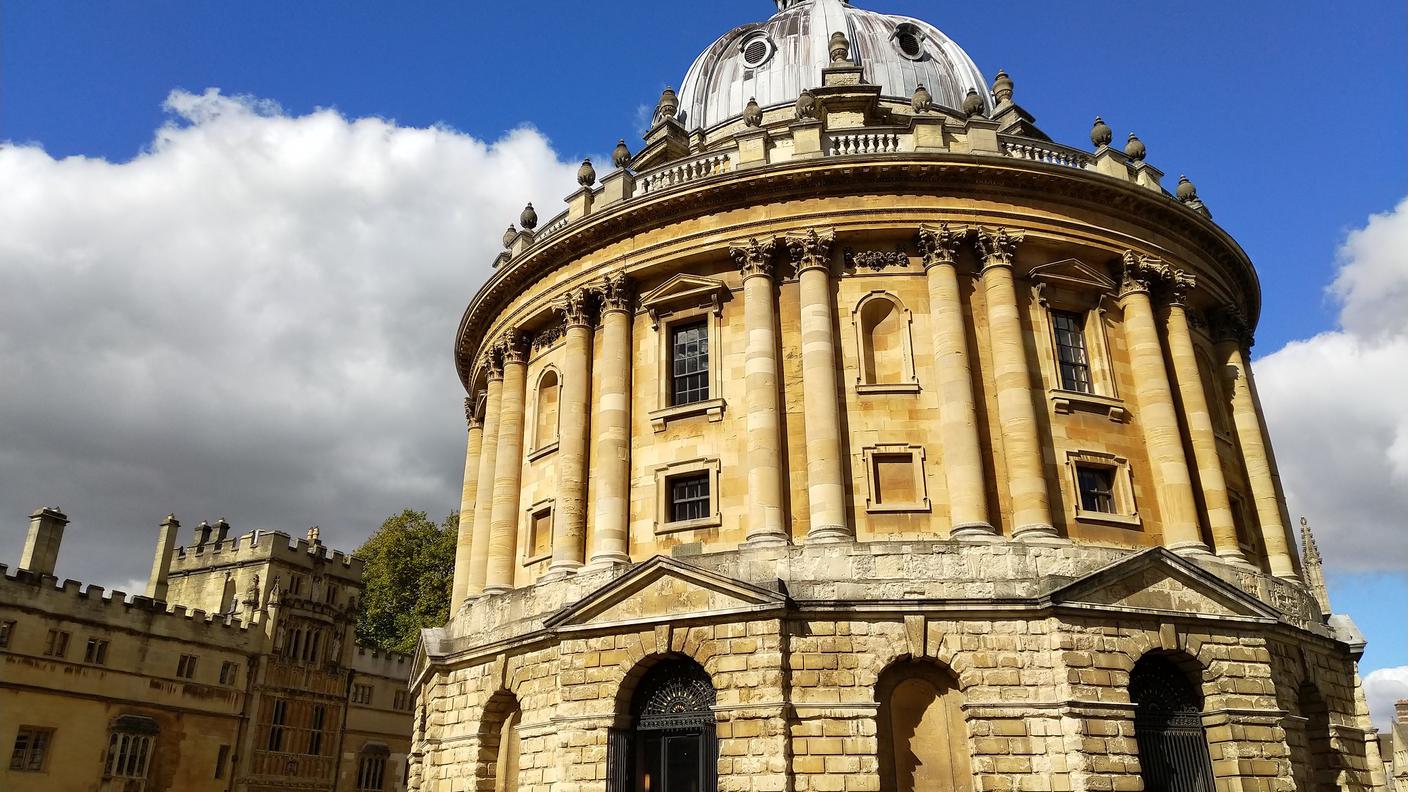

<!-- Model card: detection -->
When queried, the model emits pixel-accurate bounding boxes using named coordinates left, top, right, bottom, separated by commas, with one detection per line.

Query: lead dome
left=676, top=0, right=991, bottom=131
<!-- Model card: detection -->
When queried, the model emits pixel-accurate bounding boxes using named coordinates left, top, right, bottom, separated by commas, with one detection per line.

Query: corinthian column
left=450, top=399, right=485, bottom=606
left=547, top=289, right=594, bottom=579
left=484, top=330, right=528, bottom=594
left=466, top=355, right=503, bottom=597
left=974, top=227, right=1055, bottom=538
left=919, top=224, right=993, bottom=539
left=1214, top=307, right=1297, bottom=578
left=731, top=238, right=789, bottom=547
left=1163, top=273, right=1245, bottom=564
left=587, top=273, right=634, bottom=568
left=1119, top=253, right=1208, bottom=556
left=787, top=230, right=849, bottom=542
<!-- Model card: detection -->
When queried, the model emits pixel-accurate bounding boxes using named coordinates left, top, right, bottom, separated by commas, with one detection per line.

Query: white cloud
left=0, top=89, right=578, bottom=587
left=1257, top=198, right=1408, bottom=572
left=1365, top=665, right=1408, bottom=730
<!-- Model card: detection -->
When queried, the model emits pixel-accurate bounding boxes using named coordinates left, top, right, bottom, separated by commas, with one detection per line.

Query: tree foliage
left=355, top=509, right=456, bottom=654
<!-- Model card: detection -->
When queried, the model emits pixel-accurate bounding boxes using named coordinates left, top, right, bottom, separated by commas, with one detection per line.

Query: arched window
left=481, top=693, right=522, bottom=792
left=876, top=659, right=972, bottom=792
left=853, top=293, right=917, bottom=391
left=1287, top=683, right=1337, bottom=792
left=1130, top=654, right=1216, bottom=792
left=534, top=369, right=560, bottom=450
left=609, top=658, right=717, bottom=792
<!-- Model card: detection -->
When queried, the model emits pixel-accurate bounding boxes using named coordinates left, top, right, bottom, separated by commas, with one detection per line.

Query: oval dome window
left=739, top=33, right=775, bottom=68
left=894, top=24, right=925, bottom=61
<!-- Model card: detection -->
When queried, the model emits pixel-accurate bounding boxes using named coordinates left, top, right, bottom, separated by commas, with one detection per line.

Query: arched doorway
left=1130, top=654, right=1216, bottom=792
left=480, top=692, right=521, bottom=792
left=1287, top=682, right=1337, bottom=792
left=876, top=659, right=972, bottom=792
left=609, top=658, right=717, bottom=792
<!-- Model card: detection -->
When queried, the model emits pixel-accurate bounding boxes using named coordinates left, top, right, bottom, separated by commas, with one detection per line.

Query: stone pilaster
left=974, top=227, right=1055, bottom=539
left=788, top=229, right=850, bottom=543
left=547, top=289, right=595, bottom=579
left=587, top=272, right=635, bottom=569
left=1214, top=307, right=1298, bottom=578
left=1164, top=272, right=1245, bottom=564
left=466, top=353, right=504, bottom=598
left=450, top=399, right=485, bottom=606
left=732, top=238, right=789, bottom=547
left=919, top=223, right=994, bottom=539
left=1119, top=252, right=1209, bottom=556
left=484, top=330, right=528, bottom=594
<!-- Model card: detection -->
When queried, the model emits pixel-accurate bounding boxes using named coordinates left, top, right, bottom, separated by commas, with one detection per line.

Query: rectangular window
left=176, top=654, right=198, bottom=679
left=0, top=620, right=15, bottom=648
left=9, top=727, right=52, bottom=772
left=1052, top=310, right=1094, bottom=394
left=43, top=630, right=68, bottom=658
left=669, top=320, right=709, bottom=406
left=219, top=661, right=239, bottom=686
left=308, top=706, right=325, bottom=755
left=105, top=731, right=154, bottom=783
left=1076, top=465, right=1116, bottom=514
left=352, top=683, right=374, bottom=706
left=667, top=472, right=710, bottom=524
left=267, top=699, right=287, bottom=752
left=393, top=690, right=409, bottom=711
left=357, top=753, right=387, bottom=791
left=84, top=638, right=109, bottom=665
left=215, top=745, right=230, bottom=779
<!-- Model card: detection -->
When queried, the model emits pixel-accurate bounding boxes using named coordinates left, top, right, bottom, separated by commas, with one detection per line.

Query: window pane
left=1053, top=311, right=1093, bottom=394
left=670, top=322, right=709, bottom=406
left=669, top=473, right=710, bottom=523
left=1077, top=466, right=1116, bottom=513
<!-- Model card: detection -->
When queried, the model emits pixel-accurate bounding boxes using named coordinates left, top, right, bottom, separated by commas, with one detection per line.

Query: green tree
left=355, top=509, right=456, bottom=654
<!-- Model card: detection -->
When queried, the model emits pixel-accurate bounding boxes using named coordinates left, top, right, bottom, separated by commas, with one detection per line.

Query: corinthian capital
left=556, top=288, right=595, bottom=329
left=917, top=223, right=964, bottom=269
left=482, top=348, right=504, bottom=381
left=599, top=271, right=635, bottom=314
left=973, top=226, right=1024, bottom=269
left=730, top=237, right=778, bottom=280
left=1211, top=305, right=1254, bottom=349
left=499, top=328, right=528, bottom=365
left=1119, top=250, right=1171, bottom=297
left=1166, top=269, right=1197, bottom=307
left=464, top=396, right=483, bottom=429
left=785, top=229, right=834, bottom=274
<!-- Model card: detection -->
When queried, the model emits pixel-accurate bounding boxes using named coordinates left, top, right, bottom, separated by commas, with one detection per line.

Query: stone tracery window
left=876, top=659, right=972, bottom=792
left=105, top=715, right=159, bottom=791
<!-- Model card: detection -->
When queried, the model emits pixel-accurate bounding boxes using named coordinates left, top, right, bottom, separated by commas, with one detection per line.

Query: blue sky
left=2, top=1, right=1405, bottom=697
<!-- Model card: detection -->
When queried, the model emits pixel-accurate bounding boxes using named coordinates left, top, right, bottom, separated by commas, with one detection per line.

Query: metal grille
left=1052, top=311, right=1094, bottom=393
left=1131, top=657, right=1216, bottom=792
left=670, top=321, right=709, bottom=406
left=1076, top=465, right=1115, bottom=514
left=668, top=473, right=710, bottom=524
left=742, top=36, right=772, bottom=67
left=634, top=661, right=716, bottom=731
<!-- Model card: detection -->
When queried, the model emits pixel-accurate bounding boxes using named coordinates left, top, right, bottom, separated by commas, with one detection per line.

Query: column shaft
left=792, top=232, right=849, bottom=542
left=1220, top=339, right=1296, bottom=577
left=548, top=297, right=593, bottom=577
left=588, top=276, right=634, bottom=568
left=484, top=336, right=528, bottom=594
left=1120, top=278, right=1207, bottom=555
left=921, top=226, right=992, bottom=537
left=1165, top=298, right=1242, bottom=562
left=734, top=239, right=788, bottom=546
left=976, top=229, right=1054, bottom=538
left=450, top=407, right=484, bottom=605
left=465, top=373, right=503, bottom=597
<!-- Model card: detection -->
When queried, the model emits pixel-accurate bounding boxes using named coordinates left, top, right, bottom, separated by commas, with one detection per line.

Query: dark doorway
left=1130, top=654, right=1217, bottom=792
left=609, top=658, right=717, bottom=792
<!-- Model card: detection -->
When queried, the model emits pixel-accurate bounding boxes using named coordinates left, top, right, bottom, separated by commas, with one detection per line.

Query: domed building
left=410, top=2, right=1387, bottom=791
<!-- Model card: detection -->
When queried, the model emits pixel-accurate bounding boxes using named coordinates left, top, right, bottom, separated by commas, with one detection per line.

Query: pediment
left=639, top=273, right=730, bottom=325
left=1027, top=258, right=1117, bottom=293
left=1045, top=548, right=1280, bottom=620
left=545, top=556, right=788, bottom=630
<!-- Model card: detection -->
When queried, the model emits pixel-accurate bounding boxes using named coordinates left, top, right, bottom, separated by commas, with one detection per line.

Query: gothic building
left=413, top=1, right=1387, bottom=790
left=0, top=509, right=412, bottom=792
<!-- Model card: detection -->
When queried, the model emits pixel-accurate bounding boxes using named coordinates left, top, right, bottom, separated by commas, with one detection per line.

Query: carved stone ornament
left=612, top=139, right=633, bottom=170
left=1166, top=269, right=1197, bottom=307
left=992, top=69, right=1013, bottom=104
left=786, top=228, right=834, bottom=273
left=483, top=348, right=505, bottom=381
left=655, top=87, right=679, bottom=123
left=911, top=83, right=933, bottom=114
left=599, top=271, right=635, bottom=314
left=1211, top=304, right=1254, bottom=348
left=464, top=396, right=478, bottom=425
left=556, top=287, right=595, bottom=328
left=917, top=223, right=964, bottom=268
left=743, top=97, right=763, bottom=128
left=1176, top=175, right=1212, bottom=218
left=795, top=89, right=819, bottom=121
left=1090, top=116, right=1113, bottom=148
left=499, top=329, right=529, bottom=365
left=576, top=158, right=596, bottom=188
left=828, top=31, right=851, bottom=64
left=1119, top=250, right=1171, bottom=297
left=531, top=322, right=565, bottom=351
left=730, top=237, right=778, bottom=280
left=519, top=203, right=538, bottom=230
left=502, top=224, right=517, bottom=249
left=1124, top=132, right=1147, bottom=162
left=973, top=226, right=1023, bottom=268
left=962, top=88, right=984, bottom=118
left=243, top=573, right=260, bottom=608
left=844, top=248, right=909, bottom=272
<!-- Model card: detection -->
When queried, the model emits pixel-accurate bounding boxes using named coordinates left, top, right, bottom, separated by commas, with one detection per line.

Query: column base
left=950, top=522, right=1000, bottom=542
left=742, top=533, right=791, bottom=549
left=1214, top=550, right=1256, bottom=569
left=479, top=584, right=511, bottom=596
left=1013, top=524, right=1066, bottom=544
left=1169, top=541, right=1215, bottom=559
left=539, top=561, right=583, bottom=582
left=582, top=553, right=631, bottom=573
left=804, top=525, right=851, bottom=544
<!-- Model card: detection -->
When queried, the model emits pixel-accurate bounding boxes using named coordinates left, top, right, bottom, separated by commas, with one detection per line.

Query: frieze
left=843, top=247, right=909, bottom=272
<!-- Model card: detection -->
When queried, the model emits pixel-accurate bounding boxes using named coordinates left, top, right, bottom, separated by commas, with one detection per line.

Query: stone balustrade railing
left=536, top=210, right=570, bottom=241
left=826, top=129, right=906, bottom=156
left=999, top=136, right=1092, bottom=170
left=635, top=151, right=736, bottom=196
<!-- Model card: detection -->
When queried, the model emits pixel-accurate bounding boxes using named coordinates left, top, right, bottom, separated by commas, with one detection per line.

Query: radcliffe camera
left=1, top=2, right=1405, bottom=792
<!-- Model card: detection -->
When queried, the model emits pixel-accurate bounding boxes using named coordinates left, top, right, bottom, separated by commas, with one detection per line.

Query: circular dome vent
left=893, top=23, right=925, bottom=61
left=739, top=33, right=775, bottom=68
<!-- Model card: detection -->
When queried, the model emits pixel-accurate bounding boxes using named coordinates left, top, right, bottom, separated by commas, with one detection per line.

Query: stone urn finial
left=1124, top=132, right=1147, bottom=162
left=1176, top=174, right=1198, bottom=202
left=993, top=69, right=1013, bottom=104
left=520, top=202, right=538, bottom=230
left=612, top=139, right=632, bottom=170
left=911, top=84, right=932, bottom=114
left=743, top=97, right=763, bottom=127
left=962, top=88, right=984, bottom=118
left=828, top=31, right=850, bottom=64
left=502, top=224, right=517, bottom=249
left=1090, top=116, right=1113, bottom=148
left=655, top=87, right=679, bottom=123
left=577, top=158, right=596, bottom=187
left=795, top=89, right=819, bottom=120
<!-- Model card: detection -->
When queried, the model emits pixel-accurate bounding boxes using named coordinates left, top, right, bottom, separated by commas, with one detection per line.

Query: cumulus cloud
left=1257, top=198, right=1408, bottom=572
left=1365, top=665, right=1408, bottom=730
left=0, top=89, right=578, bottom=588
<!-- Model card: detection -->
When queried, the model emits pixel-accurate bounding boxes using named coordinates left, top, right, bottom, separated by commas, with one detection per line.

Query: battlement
left=0, top=562, right=257, bottom=649
left=351, top=643, right=413, bottom=680
left=168, top=528, right=365, bottom=582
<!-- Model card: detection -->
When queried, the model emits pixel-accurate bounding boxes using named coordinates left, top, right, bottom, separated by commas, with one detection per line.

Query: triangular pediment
left=1045, top=548, right=1280, bottom=620
left=1028, top=258, right=1117, bottom=292
left=545, top=556, right=788, bottom=630
left=639, top=273, right=730, bottom=317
